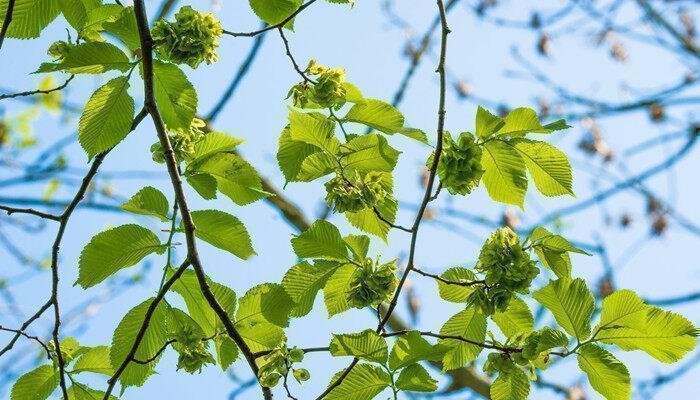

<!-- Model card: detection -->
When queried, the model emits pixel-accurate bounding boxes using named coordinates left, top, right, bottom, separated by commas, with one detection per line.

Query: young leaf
left=120, top=186, right=170, bottom=221
left=214, top=336, right=239, bottom=371
left=329, top=329, right=388, bottom=363
left=343, top=234, right=370, bottom=261
left=340, top=134, right=400, bottom=173
left=326, top=363, right=392, bottom=400
left=110, top=298, right=169, bottom=388
left=67, top=383, right=117, bottom=400
left=72, top=346, right=114, bottom=375
left=187, top=152, right=271, bottom=205
left=342, top=99, right=405, bottom=134
left=1, top=0, right=60, bottom=39
left=36, top=42, right=131, bottom=74
left=345, top=173, right=397, bottom=241
left=248, top=0, right=301, bottom=25
left=277, top=125, right=325, bottom=183
left=323, top=264, right=357, bottom=317
left=530, top=226, right=590, bottom=279
left=475, top=106, right=504, bottom=139
left=533, top=278, right=595, bottom=341
left=481, top=140, right=527, bottom=208
left=490, top=368, right=530, bottom=400
left=512, top=139, right=574, bottom=196
left=152, top=61, right=197, bottom=131
left=578, top=344, right=631, bottom=400
left=291, top=220, right=348, bottom=260
left=190, top=132, right=244, bottom=163
left=186, top=173, right=218, bottom=200
left=282, top=260, right=339, bottom=317
left=238, top=321, right=285, bottom=353
left=79, top=4, right=122, bottom=39
left=77, top=224, right=166, bottom=288
left=596, top=289, right=648, bottom=332
left=388, top=331, right=444, bottom=371
left=499, top=107, right=557, bottom=137
left=288, top=110, right=339, bottom=154
left=58, top=0, right=101, bottom=31
left=236, top=283, right=293, bottom=328
left=399, top=127, right=429, bottom=144
left=102, top=6, right=140, bottom=51
left=78, top=76, right=135, bottom=159
left=10, top=365, right=58, bottom=400
left=395, top=364, right=438, bottom=392
left=492, top=297, right=534, bottom=338
left=596, top=306, right=697, bottom=363
left=436, top=267, right=478, bottom=303
left=438, top=307, right=487, bottom=371
left=188, top=210, right=255, bottom=260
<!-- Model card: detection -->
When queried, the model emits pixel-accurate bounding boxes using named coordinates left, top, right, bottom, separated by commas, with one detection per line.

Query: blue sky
left=0, top=0, right=698, bottom=399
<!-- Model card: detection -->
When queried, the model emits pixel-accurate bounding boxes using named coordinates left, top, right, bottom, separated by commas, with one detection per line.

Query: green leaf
left=343, top=234, right=370, bottom=261
left=398, top=127, right=429, bottom=144
left=475, top=106, right=504, bottom=139
left=490, top=368, right=530, bottom=400
left=596, top=290, right=648, bottom=332
left=499, top=107, right=555, bottom=137
left=512, top=139, right=574, bottom=196
left=343, top=99, right=405, bottom=134
left=236, top=283, right=293, bottom=328
left=188, top=210, right=255, bottom=260
left=530, top=226, right=590, bottom=279
left=596, top=306, right=697, bottom=363
left=436, top=267, right=478, bottom=303
left=189, top=132, right=244, bottom=163
left=238, top=321, right=285, bottom=353
left=395, top=364, right=438, bottom=392
left=1, top=0, right=60, bottom=39
left=481, top=140, right=527, bottom=208
left=110, top=298, right=169, bottom=388
left=120, top=186, right=170, bottom=221
left=492, top=297, right=534, bottom=338
left=288, top=110, right=339, bottom=154
left=151, top=61, right=197, bottom=131
left=329, top=329, right=388, bottom=363
left=323, top=264, right=357, bottom=317
left=326, top=363, right=392, bottom=400
left=73, top=346, right=113, bottom=375
left=533, top=278, right=595, bottom=340
left=36, top=42, right=131, bottom=74
left=578, top=344, right=630, bottom=400
left=58, top=0, right=101, bottom=31
left=388, top=331, right=444, bottom=371
left=282, top=260, right=339, bottom=317
left=102, top=6, right=140, bottom=51
left=291, top=220, right=348, bottom=260
left=543, top=119, right=571, bottom=131
left=67, top=383, right=117, bottom=400
left=77, top=224, right=165, bottom=288
left=10, top=365, right=58, bottom=400
left=248, top=0, right=301, bottom=25
left=277, top=126, right=325, bottom=183
left=345, top=173, right=396, bottom=241
left=78, top=76, right=135, bottom=159
left=534, top=327, right=569, bottom=353
left=340, top=134, right=400, bottom=173
left=187, top=153, right=271, bottom=205
left=214, top=336, right=239, bottom=371
left=187, top=173, right=218, bottom=200
left=438, top=307, right=487, bottom=371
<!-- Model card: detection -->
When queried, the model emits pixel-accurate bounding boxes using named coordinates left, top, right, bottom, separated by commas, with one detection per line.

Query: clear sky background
left=0, top=0, right=698, bottom=399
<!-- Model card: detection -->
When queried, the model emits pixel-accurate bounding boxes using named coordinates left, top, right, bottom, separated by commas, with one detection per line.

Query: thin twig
left=0, top=75, right=75, bottom=101
left=0, top=205, right=61, bottom=221
left=223, top=0, right=318, bottom=38
left=0, top=326, right=52, bottom=360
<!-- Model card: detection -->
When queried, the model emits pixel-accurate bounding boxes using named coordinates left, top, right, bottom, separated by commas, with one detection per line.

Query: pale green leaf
left=342, top=82, right=363, bottom=102
left=343, top=234, right=370, bottom=261
left=36, top=42, right=131, bottom=74
left=475, top=106, right=504, bottom=139
left=323, top=264, right=357, bottom=317
left=236, top=283, right=293, bottom=328
left=214, top=336, right=239, bottom=371
left=345, top=173, right=396, bottom=241
left=282, top=260, right=339, bottom=317
left=67, top=383, right=117, bottom=400
left=490, top=368, right=530, bottom=400
left=1, top=0, right=59, bottom=39
left=188, top=209, right=255, bottom=260
left=238, top=321, right=285, bottom=353
left=291, top=220, right=348, bottom=260
left=340, top=134, right=400, bottom=173
left=436, top=267, right=478, bottom=303
left=388, top=331, right=444, bottom=371
left=399, top=127, right=429, bottom=144
left=277, top=126, right=324, bottom=183
left=58, top=0, right=100, bottom=31
left=77, top=224, right=165, bottom=288
left=102, top=6, right=140, bottom=51
left=248, top=0, right=301, bottom=25
left=73, top=346, right=113, bottom=375
left=395, top=364, right=438, bottom=392
left=343, top=99, right=405, bottom=134
left=530, top=226, right=590, bottom=278
left=578, top=344, right=630, bottom=400
left=438, top=307, right=487, bottom=370
left=533, top=278, right=595, bottom=340
left=596, top=290, right=648, bottom=332
left=189, top=152, right=271, bottom=205
left=152, top=60, right=197, bottom=131
left=10, top=365, right=57, bottom=400
left=492, top=297, right=534, bottom=338
left=513, top=139, right=574, bottom=196
left=78, top=76, right=134, bottom=159
left=326, top=363, right=392, bottom=400
left=110, top=298, right=169, bottom=388
left=329, top=329, right=388, bottom=363
left=120, top=186, right=169, bottom=221
left=481, top=140, right=527, bottom=208
left=189, top=132, right=244, bottom=163
left=288, top=110, right=339, bottom=153
left=499, top=107, right=554, bottom=137
left=186, top=173, right=218, bottom=200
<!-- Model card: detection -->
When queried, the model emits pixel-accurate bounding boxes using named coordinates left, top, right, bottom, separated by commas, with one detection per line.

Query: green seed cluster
left=469, top=227, right=539, bottom=314
left=483, top=352, right=518, bottom=376
left=47, top=41, right=71, bottom=60
left=287, top=60, right=347, bottom=109
left=325, top=172, right=388, bottom=213
left=151, top=118, right=206, bottom=163
left=435, top=132, right=484, bottom=195
left=151, top=6, right=223, bottom=68
left=172, top=327, right=215, bottom=374
left=259, top=344, right=309, bottom=388
left=347, top=258, right=398, bottom=308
